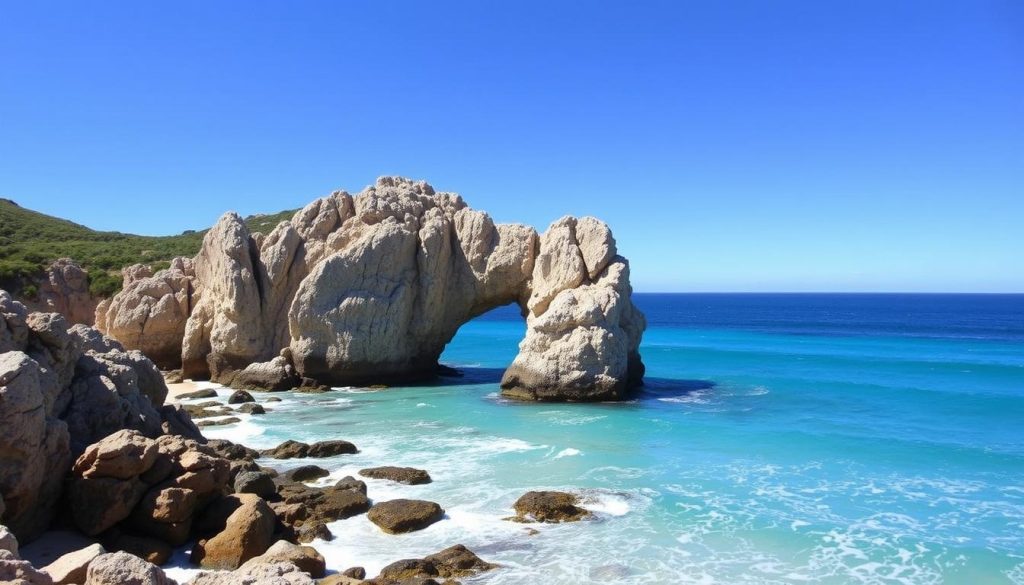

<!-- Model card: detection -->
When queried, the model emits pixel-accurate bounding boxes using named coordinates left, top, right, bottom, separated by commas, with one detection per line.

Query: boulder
left=95, top=264, right=195, bottom=369
left=305, top=440, right=357, bottom=458
left=294, top=522, right=331, bottom=544
left=0, top=549, right=54, bottom=585
left=176, top=389, right=217, bottom=400
left=32, top=258, right=98, bottom=326
left=510, top=491, right=591, bottom=523
left=191, top=494, right=276, bottom=570
left=84, top=551, right=175, bottom=585
left=40, top=543, right=105, bottom=585
left=366, top=500, right=444, bottom=534
left=276, top=483, right=370, bottom=525
left=333, top=476, right=366, bottom=494
left=239, top=540, right=325, bottom=578
left=285, top=465, right=329, bottom=483
left=0, top=525, right=18, bottom=557
left=358, top=466, right=431, bottom=485
left=197, top=417, right=240, bottom=427
left=342, top=567, right=365, bottom=579
left=229, top=353, right=299, bottom=391
left=186, top=561, right=315, bottom=585
left=106, top=534, right=173, bottom=566
left=261, top=440, right=309, bottom=459
left=227, top=390, right=254, bottom=404
left=234, top=471, right=276, bottom=498
left=236, top=403, right=266, bottom=415
left=374, top=545, right=495, bottom=582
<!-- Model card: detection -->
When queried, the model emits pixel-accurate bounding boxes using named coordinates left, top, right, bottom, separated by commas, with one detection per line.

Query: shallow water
left=171, top=294, right=1024, bottom=584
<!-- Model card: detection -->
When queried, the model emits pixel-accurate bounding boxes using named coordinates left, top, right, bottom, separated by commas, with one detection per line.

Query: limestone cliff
left=99, top=177, right=646, bottom=401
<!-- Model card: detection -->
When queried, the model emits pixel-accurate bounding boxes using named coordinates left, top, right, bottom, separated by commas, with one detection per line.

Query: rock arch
left=98, top=177, right=646, bottom=401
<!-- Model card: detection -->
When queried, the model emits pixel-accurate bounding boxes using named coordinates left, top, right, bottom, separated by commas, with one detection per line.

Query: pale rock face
left=32, top=259, right=98, bottom=326
left=0, top=352, right=70, bottom=541
left=97, top=260, right=195, bottom=369
left=182, top=214, right=268, bottom=380
left=97, top=177, right=645, bottom=401
left=84, top=551, right=175, bottom=585
left=502, top=256, right=646, bottom=401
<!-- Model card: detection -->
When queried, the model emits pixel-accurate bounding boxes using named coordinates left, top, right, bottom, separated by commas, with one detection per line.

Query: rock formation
left=99, top=177, right=646, bottom=401
left=0, top=290, right=192, bottom=544
left=29, top=258, right=98, bottom=326
left=95, top=259, right=196, bottom=370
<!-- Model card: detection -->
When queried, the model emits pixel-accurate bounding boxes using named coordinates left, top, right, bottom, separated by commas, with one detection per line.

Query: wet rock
left=295, top=523, right=332, bottom=544
left=367, top=500, right=444, bottom=534
left=306, top=440, right=357, bottom=458
left=424, top=544, right=497, bottom=578
left=261, top=440, right=309, bottom=459
left=276, top=483, right=370, bottom=524
left=196, top=417, right=241, bottom=427
left=334, top=476, right=367, bottom=494
left=236, top=403, right=266, bottom=415
left=359, top=466, right=431, bottom=485
left=286, top=465, right=329, bottom=483
left=227, top=390, right=254, bottom=404
left=205, top=439, right=260, bottom=462
left=176, top=389, right=217, bottom=400
left=342, top=567, right=365, bottom=579
left=510, top=491, right=591, bottom=523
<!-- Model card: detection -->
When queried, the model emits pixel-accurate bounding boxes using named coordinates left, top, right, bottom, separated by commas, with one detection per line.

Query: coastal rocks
left=67, top=431, right=230, bottom=546
left=276, top=482, right=370, bottom=524
left=261, top=440, right=357, bottom=459
left=285, top=466, right=329, bottom=483
left=236, top=403, right=265, bottom=415
left=374, top=545, right=495, bottom=582
left=227, top=390, right=254, bottom=404
left=358, top=466, right=431, bottom=485
left=509, top=491, right=591, bottom=523
left=33, top=258, right=98, bottom=326
left=96, top=177, right=645, bottom=401
left=95, top=261, right=195, bottom=370
left=0, top=549, right=53, bottom=585
left=234, top=472, right=276, bottom=498
left=39, top=542, right=105, bottom=585
left=239, top=540, right=325, bottom=579
left=191, top=494, right=276, bottom=570
left=367, top=499, right=444, bottom=534
left=500, top=251, right=646, bottom=401
left=84, top=551, right=175, bottom=585
left=177, top=389, right=217, bottom=400
left=186, top=561, right=315, bottom=585
left=229, top=351, right=299, bottom=391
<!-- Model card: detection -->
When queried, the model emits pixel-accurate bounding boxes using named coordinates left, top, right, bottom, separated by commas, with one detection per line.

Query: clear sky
left=1, top=1, right=1021, bottom=292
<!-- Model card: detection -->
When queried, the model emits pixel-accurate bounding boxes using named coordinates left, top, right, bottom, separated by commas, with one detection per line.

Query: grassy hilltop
left=0, top=198, right=296, bottom=298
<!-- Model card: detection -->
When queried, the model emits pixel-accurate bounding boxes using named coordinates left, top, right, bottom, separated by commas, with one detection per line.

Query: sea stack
left=97, top=177, right=646, bottom=401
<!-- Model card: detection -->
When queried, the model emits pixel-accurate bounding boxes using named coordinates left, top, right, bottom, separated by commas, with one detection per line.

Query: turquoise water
left=193, top=294, right=1024, bottom=584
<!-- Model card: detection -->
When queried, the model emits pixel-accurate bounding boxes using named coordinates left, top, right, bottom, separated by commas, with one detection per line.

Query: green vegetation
left=0, top=198, right=296, bottom=297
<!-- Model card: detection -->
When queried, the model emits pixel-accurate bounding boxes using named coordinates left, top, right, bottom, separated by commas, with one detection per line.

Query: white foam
left=553, top=448, right=582, bottom=459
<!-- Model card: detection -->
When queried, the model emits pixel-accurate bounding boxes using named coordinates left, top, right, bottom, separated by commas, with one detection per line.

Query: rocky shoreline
left=2, top=291, right=603, bottom=585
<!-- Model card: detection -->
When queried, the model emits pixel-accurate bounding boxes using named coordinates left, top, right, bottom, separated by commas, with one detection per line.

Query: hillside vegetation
left=0, top=198, right=296, bottom=297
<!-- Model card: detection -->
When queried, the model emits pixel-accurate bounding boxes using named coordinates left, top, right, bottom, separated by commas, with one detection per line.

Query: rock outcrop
left=98, top=177, right=645, bottom=401
left=95, top=259, right=196, bottom=370
left=30, top=258, right=98, bottom=326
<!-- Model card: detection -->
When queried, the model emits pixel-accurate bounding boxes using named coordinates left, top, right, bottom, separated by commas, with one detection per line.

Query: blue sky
left=1, top=1, right=1021, bottom=292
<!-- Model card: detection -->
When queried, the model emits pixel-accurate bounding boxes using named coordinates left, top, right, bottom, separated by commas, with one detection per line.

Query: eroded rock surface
left=96, top=177, right=645, bottom=401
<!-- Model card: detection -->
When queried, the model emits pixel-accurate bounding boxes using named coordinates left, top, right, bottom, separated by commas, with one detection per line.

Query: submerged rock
left=509, top=491, right=591, bottom=523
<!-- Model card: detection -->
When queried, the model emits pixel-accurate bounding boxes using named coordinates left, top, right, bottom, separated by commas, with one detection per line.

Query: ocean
left=179, top=293, right=1024, bottom=584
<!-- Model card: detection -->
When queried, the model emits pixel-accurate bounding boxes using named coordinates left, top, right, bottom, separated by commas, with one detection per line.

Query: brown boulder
left=40, top=543, right=105, bottom=585
left=72, top=430, right=158, bottom=480
left=192, top=494, right=276, bottom=570
left=510, top=491, right=591, bottom=523
left=359, top=466, right=431, bottom=485
left=367, top=500, right=444, bottom=534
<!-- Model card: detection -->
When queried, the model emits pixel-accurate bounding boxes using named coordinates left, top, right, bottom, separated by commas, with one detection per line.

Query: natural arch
left=98, top=177, right=646, bottom=401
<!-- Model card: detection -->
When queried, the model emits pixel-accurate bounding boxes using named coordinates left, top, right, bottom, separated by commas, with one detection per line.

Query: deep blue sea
left=182, top=293, right=1024, bottom=584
